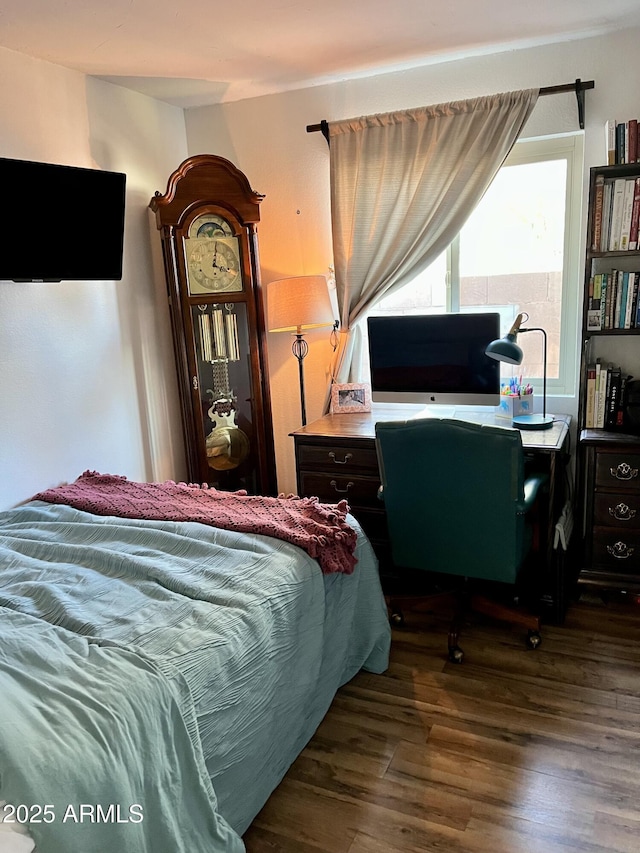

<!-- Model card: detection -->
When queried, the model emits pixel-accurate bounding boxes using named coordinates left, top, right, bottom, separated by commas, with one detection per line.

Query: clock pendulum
left=197, top=304, right=249, bottom=471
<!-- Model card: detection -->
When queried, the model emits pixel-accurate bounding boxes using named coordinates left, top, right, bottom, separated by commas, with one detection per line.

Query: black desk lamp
left=267, top=275, right=335, bottom=426
left=485, top=312, right=553, bottom=430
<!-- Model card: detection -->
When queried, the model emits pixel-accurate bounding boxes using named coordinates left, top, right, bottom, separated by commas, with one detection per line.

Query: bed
left=0, top=473, right=391, bottom=853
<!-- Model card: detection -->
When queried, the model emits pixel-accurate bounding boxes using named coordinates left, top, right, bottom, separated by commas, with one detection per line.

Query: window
left=367, top=133, right=584, bottom=397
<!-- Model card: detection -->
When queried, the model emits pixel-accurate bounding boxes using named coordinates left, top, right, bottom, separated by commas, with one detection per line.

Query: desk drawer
left=593, top=493, right=640, bottom=528
left=298, top=472, right=381, bottom=507
left=595, top=452, right=640, bottom=491
left=591, top=527, right=640, bottom=571
left=296, top=442, right=379, bottom=474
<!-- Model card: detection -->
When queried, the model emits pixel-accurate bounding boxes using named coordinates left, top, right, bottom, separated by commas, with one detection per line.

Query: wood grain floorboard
left=243, top=594, right=640, bottom=853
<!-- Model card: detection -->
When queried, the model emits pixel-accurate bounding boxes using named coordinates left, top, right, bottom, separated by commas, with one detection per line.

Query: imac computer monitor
left=367, top=312, right=501, bottom=406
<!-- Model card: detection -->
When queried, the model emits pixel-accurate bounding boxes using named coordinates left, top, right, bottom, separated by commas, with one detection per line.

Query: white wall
left=185, top=27, right=640, bottom=494
left=0, top=47, right=189, bottom=509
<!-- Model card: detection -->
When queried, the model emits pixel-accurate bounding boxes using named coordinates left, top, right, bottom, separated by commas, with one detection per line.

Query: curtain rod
left=306, top=79, right=595, bottom=140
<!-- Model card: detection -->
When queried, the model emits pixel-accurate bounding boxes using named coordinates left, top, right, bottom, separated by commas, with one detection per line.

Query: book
left=606, top=367, right=622, bottom=429
left=619, top=179, right=636, bottom=250
left=616, top=121, right=627, bottom=165
left=629, top=119, right=638, bottom=163
left=625, top=123, right=630, bottom=165
left=624, top=272, right=636, bottom=328
left=605, top=270, right=617, bottom=329
left=587, top=273, right=602, bottom=330
left=618, top=272, right=629, bottom=329
left=608, top=178, right=627, bottom=250
left=616, top=374, right=632, bottom=429
left=585, top=363, right=597, bottom=428
left=614, top=270, right=624, bottom=328
left=616, top=122, right=626, bottom=165
left=601, top=179, right=613, bottom=251
left=600, top=273, right=608, bottom=329
left=629, top=272, right=639, bottom=328
left=601, top=273, right=612, bottom=329
left=628, top=177, right=640, bottom=250
left=596, top=363, right=608, bottom=428
left=606, top=119, right=617, bottom=166
left=591, top=173, right=605, bottom=251
left=603, top=365, right=614, bottom=427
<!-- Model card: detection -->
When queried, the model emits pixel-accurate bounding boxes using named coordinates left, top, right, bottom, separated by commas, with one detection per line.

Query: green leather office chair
left=375, top=417, right=547, bottom=663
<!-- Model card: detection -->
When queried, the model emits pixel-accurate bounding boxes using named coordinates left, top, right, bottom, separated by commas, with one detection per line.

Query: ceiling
left=2, top=0, right=640, bottom=108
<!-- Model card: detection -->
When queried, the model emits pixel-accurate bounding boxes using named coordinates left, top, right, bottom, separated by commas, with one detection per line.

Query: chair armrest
left=520, top=473, right=548, bottom=514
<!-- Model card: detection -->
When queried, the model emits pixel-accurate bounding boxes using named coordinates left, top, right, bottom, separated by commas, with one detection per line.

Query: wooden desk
left=291, top=404, right=572, bottom=624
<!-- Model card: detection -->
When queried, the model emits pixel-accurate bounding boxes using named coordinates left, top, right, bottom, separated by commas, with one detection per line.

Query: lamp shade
left=485, top=335, right=523, bottom=365
left=485, top=313, right=525, bottom=365
left=267, top=275, right=334, bottom=333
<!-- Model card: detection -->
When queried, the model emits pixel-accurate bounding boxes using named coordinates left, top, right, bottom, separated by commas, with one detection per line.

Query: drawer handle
left=606, top=541, right=635, bottom=560
left=609, top=502, right=637, bottom=522
left=609, top=462, right=638, bottom=481
left=328, top=451, right=353, bottom=465
left=329, top=479, right=354, bottom=494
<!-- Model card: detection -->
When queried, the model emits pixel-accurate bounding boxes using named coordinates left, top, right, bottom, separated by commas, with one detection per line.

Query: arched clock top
left=150, top=155, right=264, bottom=228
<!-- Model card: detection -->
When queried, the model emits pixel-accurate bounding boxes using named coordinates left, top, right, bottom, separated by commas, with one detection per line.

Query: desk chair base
left=388, top=591, right=541, bottom=664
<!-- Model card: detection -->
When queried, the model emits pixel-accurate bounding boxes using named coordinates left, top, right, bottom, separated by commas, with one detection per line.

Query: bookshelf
left=578, top=163, right=640, bottom=594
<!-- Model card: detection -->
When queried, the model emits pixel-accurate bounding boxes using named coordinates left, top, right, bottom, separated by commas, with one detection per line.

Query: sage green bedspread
left=0, top=500, right=391, bottom=852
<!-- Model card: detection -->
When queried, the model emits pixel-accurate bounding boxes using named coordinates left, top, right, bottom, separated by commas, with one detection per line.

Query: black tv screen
left=0, top=158, right=126, bottom=281
left=367, top=312, right=501, bottom=406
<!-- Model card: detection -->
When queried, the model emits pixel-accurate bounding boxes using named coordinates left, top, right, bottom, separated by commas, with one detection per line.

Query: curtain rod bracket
left=306, top=120, right=330, bottom=144
left=575, top=78, right=586, bottom=129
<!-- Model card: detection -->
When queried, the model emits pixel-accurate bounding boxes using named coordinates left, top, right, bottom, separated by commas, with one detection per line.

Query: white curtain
left=328, top=88, right=539, bottom=384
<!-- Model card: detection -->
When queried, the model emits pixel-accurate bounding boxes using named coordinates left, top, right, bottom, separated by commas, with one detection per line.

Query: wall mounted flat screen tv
left=0, top=157, right=126, bottom=282
left=367, top=312, right=501, bottom=407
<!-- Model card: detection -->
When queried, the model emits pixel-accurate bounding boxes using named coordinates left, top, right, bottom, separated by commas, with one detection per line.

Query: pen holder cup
left=496, top=394, right=534, bottom=420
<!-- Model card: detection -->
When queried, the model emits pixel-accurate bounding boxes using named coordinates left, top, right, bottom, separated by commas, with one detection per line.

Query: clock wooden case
left=150, top=155, right=276, bottom=495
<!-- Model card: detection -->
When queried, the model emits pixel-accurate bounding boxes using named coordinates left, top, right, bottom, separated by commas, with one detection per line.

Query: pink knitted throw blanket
left=33, top=471, right=358, bottom=575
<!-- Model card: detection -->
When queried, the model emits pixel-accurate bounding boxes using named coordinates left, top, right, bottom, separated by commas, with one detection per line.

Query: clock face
left=186, top=213, right=242, bottom=294
left=186, top=235, right=242, bottom=294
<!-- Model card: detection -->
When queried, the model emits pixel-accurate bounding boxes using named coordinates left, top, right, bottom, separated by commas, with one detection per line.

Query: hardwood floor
left=243, top=591, right=640, bottom=853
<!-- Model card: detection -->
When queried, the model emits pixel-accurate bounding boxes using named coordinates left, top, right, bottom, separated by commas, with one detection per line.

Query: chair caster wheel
left=448, top=645, right=464, bottom=664
left=526, top=630, right=541, bottom=649
left=390, top=610, right=404, bottom=626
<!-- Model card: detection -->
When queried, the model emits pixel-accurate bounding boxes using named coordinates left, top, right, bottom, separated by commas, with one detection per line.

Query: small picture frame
left=330, top=382, right=372, bottom=414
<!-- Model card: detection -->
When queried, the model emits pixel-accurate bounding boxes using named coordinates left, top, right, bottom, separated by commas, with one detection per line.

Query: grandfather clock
left=150, top=155, right=276, bottom=495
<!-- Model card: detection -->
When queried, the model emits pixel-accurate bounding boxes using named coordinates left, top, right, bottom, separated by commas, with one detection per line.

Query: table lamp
left=485, top=312, right=553, bottom=430
left=267, top=275, right=335, bottom=425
